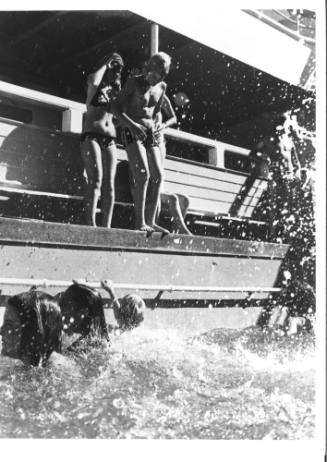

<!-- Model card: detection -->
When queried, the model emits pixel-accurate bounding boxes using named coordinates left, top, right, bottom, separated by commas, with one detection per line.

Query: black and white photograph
left=0, top=0, right=325, bottom=458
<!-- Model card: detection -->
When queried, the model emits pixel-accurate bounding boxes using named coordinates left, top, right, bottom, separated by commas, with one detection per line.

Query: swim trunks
left=121, top=127, right=160, bottom=149
left=80, top=132, right=116, bottom=149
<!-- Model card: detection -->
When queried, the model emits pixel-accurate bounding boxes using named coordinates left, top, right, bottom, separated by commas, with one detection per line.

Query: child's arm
left=111, top=77, right=147, bottom=140
left=85, top=65, right=108, bottom=108
left=100, top=279, right=120, bottom=309
left=160, top=94, right=177, bottom=129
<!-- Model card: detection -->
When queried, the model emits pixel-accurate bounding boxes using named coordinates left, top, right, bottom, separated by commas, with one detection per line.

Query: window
left=165, top=138, right=209, bottom=164
left=0, top=103, right=32, bottom=123
left=224, top=150, right=252, bottom=173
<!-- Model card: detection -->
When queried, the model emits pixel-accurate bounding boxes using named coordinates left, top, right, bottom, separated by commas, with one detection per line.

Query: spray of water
left=0, top=325, right=315, bottom=439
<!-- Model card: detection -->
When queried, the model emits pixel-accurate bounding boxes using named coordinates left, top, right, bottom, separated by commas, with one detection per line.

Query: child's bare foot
left=152, top=224, right=170, bottom=235
left=172, top=226, right=193, bottom=236
left=137, top=224, right=154, bottom=232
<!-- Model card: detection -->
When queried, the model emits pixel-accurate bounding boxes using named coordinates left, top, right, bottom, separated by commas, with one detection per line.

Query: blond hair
left=147, top=52, right=171, bottom=77
left=113, top=294, right=145, bottom=330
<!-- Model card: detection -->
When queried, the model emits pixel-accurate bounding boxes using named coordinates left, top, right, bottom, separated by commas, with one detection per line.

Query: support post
left=150, top=23, right=159, bottom=56
left=62, top=108, right=84, bottom=133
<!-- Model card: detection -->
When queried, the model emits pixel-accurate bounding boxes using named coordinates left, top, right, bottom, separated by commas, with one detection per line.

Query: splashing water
left=0, top=325, right=315, bottom=439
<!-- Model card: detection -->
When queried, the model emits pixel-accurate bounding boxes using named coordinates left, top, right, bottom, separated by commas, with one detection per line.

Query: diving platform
left=0, top=216, right=288, bottom=303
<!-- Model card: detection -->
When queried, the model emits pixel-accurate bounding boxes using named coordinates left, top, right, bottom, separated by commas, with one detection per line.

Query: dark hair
left=90, top=52, right=124, bottom=74
left=58, top=283, right=109, bottom=340
left=8, top=290, right=62, bottom=366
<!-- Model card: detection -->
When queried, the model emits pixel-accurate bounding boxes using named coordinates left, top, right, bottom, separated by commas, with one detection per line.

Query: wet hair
left=107, top=52, right=124, bottom=68
left=58, top=283, right=109, bottom=340
left=7, top=290, right=62, bottom=366
left=113, top=294, right=145, bottom=330
left=89, top=52, right=124, bottom=74
left=146, top=52, right=171, bottom=77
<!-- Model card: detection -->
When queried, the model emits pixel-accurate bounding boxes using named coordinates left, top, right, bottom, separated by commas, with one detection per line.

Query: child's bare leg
left=287, top=316, right=306, bottom=335
left=126, top=141, right=152, bottom=231
left=101, top=144, right=117, bottom=228
left=176, top=193, right=190, bottom=218
left=275, top=306, right=289, bottom=329
left=146, top=146, right=169, bottom=233
left=81, top=138, right=103, bottom=226
left=155, top=143, right=166, bottom=223
left=167, top=193, right=192, bottom=235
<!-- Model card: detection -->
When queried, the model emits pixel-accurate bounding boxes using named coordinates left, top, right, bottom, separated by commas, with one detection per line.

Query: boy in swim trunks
left=112, top=52, right=171, bottom=232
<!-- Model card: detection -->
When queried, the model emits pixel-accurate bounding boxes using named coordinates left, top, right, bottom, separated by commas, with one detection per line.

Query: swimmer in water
left=100, top=279, right=145, bottom=332
left=274, top=272, right=315, bottom=336
left=81, top=53, right=124, bottom=227
left=0, top=288, right=62, bottom=367
left=56, top=279, right=145, bottom=348
left=56, top=281, right=109, bottom=349
left=112, top=52, right=171, bottom=233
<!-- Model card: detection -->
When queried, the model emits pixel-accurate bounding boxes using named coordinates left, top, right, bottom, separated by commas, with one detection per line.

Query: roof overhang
left=132, top=6, right=312, bottom=87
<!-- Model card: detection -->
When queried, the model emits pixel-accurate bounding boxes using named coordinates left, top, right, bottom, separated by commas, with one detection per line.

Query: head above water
left=57, top=283, right=109, bottom=341
left=113, top=294, right=146, bottom=331
left=0, top=290, right=62, bottom=366
left=145, top=52, right=171, bottom=85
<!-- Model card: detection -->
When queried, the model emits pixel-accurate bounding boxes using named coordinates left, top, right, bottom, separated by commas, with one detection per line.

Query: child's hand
left=131, top=123, right=147, bottom=141
left=101, top=279, right=114, bottom=291
left=154, top=122, right=165, bottom=134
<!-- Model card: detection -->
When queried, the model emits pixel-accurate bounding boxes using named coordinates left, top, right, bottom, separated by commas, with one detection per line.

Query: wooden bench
left=0, top=118, right=269, bottom=236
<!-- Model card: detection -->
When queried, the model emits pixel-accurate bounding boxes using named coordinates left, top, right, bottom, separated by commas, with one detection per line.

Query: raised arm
left=85, top=65, right=108, bottom=108
left=100, top=279, right=120, bottom=309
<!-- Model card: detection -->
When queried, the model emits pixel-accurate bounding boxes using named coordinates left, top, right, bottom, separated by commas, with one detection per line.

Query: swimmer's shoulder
left=153, top=81, right=166, bottom=95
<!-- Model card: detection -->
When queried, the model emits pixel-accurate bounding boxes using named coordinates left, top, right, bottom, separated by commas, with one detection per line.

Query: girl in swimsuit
left=81, top=53, right=124, bottom=227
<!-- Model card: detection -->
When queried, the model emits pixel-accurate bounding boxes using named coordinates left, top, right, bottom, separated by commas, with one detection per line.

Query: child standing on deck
left=81, top=53, right=124, bottom=228
left=112, top=52, right=171, bottom=233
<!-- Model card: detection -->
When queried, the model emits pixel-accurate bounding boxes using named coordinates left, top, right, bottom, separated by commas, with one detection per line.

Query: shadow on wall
left=0, top=123, right=134, bottom=226
left=0, top=124, right=85, bottom=194
left=0, top=123, right=86, bottom=223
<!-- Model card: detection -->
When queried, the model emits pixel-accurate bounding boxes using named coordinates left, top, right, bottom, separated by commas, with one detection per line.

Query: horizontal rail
left=165, top=127, right=218, bottom=148
left=0, top=185, right=84, bottom=201
left=0, top=80, right=86, bottom=111
left=0, top=186, right=134, bottom=209
left=0, top=278, right=281, bottom=293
